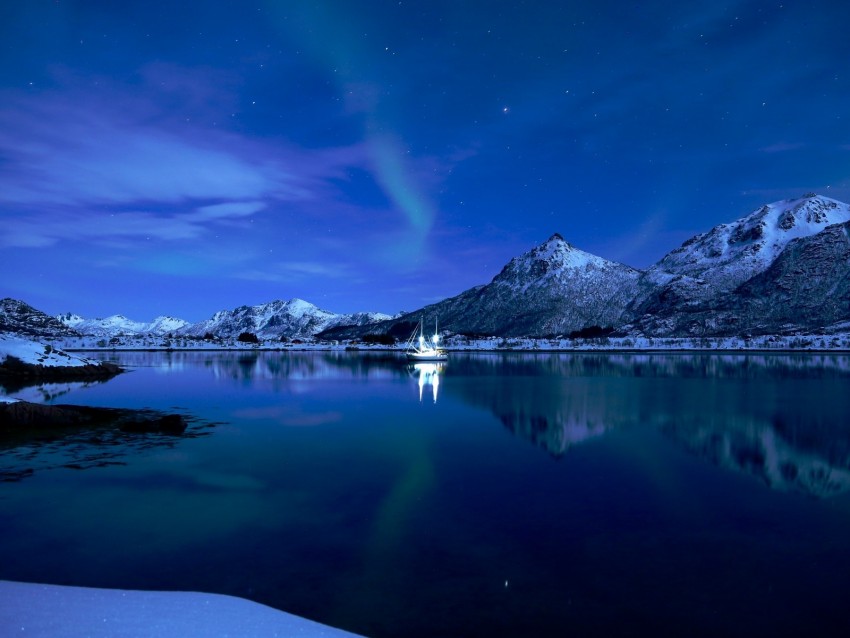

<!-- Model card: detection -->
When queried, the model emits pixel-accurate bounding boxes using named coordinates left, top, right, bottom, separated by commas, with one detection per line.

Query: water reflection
left=84, top=350, right=408, bottom=381
left=442, top=353, right=850, bottom=497
left=61, top=350, right=850, bottom=497
left=409, top=363, right=442, bottom=403
left=0, top=379, right=111, bottom=403
left=0, top=412, right=214, bottom=482
left=662, top=418, right=850, bottom=497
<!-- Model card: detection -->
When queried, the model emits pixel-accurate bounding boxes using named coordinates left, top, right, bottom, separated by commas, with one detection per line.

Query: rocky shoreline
left=0, top=355, right=122, bottom=382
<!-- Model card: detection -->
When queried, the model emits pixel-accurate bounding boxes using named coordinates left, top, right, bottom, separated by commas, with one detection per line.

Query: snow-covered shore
left=47, top=331, right=850, bottom=353
left=0, top=581, right=364, bottom=637
left=0, top=333, right=121, bottom=391
left=0, top=333, right=106, bottom=368
left=7, top=330, right=850, bottom=369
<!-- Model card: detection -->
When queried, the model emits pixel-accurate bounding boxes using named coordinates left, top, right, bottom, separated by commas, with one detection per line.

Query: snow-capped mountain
left=181, top=298, right=393, bottom=339
left=56, top=313, right=190, bottom=337
left=655, top=194, right=850, bottom=291
left=630, top=218, right=850, bottom=336
left=733, top=219, right=850, bottom=331
left=322, top=233, right=643, bottom=338
left=323, top=193, right=850, bottom=340
left=7, top=193, right=850, bottom=343
left=475, top=233, right=643, bottom=334
left=628, top=194, right=850, bottom=319
left=626, top=195, right=850, bottom=336
left=0, top=299, right=80, bottom=338
left=7, top=298, right=391, bottom=342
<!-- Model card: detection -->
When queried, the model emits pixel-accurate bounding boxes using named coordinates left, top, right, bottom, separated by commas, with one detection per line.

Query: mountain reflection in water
left=443, top=353, right=850, bottom=497
left=79, top=350, right=850, bottom=497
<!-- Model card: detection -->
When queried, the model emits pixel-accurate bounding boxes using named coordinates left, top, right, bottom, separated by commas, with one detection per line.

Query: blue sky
left=2, top=0, right=849, bottom=320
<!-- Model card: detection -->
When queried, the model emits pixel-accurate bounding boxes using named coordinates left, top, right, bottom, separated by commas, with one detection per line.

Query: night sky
left=3, top=1, right=849, bottom=321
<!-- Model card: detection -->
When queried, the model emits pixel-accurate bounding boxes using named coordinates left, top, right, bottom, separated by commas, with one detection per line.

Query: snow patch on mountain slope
left=653, top=194, right=850, bottom=293
left=145, top=316, right=190, bottom=334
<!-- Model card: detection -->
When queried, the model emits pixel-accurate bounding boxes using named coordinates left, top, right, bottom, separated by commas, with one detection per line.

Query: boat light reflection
left=411, top=362, right=443, bottom=403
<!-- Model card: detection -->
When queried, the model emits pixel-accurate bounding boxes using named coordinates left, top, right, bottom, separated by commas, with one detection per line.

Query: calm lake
left=2, top=351, right=850, bottom=637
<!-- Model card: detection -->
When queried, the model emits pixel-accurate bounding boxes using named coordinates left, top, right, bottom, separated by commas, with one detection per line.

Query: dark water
left=3, top=351, right=850, bottom=637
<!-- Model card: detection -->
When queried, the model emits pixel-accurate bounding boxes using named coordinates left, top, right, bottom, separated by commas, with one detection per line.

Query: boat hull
left=406, top=352, right=447, bottom=362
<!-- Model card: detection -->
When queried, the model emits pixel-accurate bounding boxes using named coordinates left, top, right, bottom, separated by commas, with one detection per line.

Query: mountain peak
left=520, top=234, right=621, bottom=273
left=285, top=298, right=316, bottom=309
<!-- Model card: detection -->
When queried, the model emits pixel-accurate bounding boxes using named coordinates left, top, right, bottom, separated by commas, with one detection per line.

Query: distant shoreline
left=61, top=345, right=850, bottom=354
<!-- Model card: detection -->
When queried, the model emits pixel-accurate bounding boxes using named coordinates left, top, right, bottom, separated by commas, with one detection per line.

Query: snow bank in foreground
left=0, top=581, right=364, bottom=638
left=0, top=333, right=100, bottom=368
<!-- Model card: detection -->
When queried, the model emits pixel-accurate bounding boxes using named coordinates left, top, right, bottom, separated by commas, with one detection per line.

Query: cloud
left=0, top=209, right=202, bottom=248
left=0, top=63, right=462, bottom=286
left=0, top=69, right=376, bottom=249
left=0, top=89, right=302, bottom=207
left=190, top=201, right=267, bottom=221
left=0, top=200, right=268, bottom=249
left=235, top=261, right=353, bottom=282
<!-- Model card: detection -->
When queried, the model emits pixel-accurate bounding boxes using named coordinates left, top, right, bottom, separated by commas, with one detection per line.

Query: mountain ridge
left=178, top=298, right=393, bottom=340
left=47, top=298, right=394, bottom=341
left=322, top=193, right=850, bottom=339
left=57, top=312, right=190, bottom=337
left=6, top=193, right=850, bottom=341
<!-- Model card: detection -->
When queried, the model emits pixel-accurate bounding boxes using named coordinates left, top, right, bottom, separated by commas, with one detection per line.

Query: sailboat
left=405, top=317, right=447, bottom=362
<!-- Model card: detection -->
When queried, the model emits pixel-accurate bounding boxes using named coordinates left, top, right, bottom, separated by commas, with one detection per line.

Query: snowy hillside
left=181, top=298, right=392, bottom=340
left=483, top=233, right=643, bottom=333
left=630, top=218, right=850, bottom=336
left=651, top=194, right=850, bottom=294
left=0, top=333, right=100, bottom=368
left=57, top=313, right=189, bottom=337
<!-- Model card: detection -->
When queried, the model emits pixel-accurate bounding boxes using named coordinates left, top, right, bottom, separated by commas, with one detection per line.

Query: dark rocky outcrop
left=0, top=298, right=80, bottom=337
left=0, top=400, right=187, bottom=435
left=0, top=355, right=121, bottom=380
